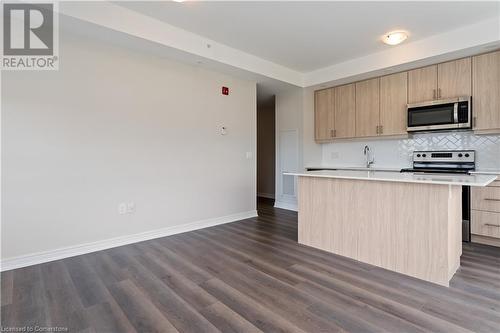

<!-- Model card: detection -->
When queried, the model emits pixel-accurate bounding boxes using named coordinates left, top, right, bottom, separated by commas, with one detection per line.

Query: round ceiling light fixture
left=382, top=31, right=408, bottom=46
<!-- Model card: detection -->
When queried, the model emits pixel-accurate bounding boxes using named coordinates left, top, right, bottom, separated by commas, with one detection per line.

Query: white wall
left=273, top=87, right=323, bottom=211
left=1, top=29, right=257, bottom=263
left=274, top=88, right=301, bottom=210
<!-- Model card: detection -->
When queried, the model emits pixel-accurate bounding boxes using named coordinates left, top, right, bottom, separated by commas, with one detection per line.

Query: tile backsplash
left=321, top=132, right=500, bottom=170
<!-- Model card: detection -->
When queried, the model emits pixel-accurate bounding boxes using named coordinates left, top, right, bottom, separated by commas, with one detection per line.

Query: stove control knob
left=458, top=153, right=463, bottom=157
left=417, top=154, right=421, bottom=157
left=465, top=153, right=470, bottom=157
left=422, top=154, right=427, bottom=158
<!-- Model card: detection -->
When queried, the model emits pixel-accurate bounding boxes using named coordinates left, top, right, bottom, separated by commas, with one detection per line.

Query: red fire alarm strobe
left=222, top=86, right=229, bottom=95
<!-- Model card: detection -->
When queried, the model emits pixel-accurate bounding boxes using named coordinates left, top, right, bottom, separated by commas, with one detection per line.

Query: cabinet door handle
left=433, top=89, right=436, bottom=99
left=484, top=198, right=500, bottom=201
left=334, top=129, right=336, bottom=137
left=380, top=125, right=383, bottom=134
left=376, top=125, right=379, bottom=134
left=330, top=129, right=334, bottom=137
left=473, top=116, right=477, bottom=128
left=485, top=223, right=500, bottom=228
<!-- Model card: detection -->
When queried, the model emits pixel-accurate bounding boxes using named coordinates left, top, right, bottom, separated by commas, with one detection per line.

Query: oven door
left=407, top=102, right=458, bottom=132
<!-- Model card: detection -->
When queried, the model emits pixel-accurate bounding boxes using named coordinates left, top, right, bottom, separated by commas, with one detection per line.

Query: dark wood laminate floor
left=2, top=198, right=500, bottom=333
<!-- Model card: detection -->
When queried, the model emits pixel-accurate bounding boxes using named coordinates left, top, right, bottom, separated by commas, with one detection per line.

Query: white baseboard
left=257, top=192, right=275, bottom=199
left=0, top=210, right=257, bottom=272
left=274, top=200, right=298, bottom=212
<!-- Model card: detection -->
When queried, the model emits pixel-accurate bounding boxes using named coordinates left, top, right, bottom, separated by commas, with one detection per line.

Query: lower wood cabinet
left=471, top=179, right=500, bottom=247
left=471, top=210, right=500, bottom=239
left=471, top=185, right=500, bottom=213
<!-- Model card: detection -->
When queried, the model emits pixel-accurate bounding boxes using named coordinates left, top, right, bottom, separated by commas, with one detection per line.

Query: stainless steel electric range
left=400, top=150, right=475, bottom=242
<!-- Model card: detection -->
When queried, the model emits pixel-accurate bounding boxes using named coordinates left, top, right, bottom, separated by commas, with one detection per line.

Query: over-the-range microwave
left=407, top=96, right=471, bottom=132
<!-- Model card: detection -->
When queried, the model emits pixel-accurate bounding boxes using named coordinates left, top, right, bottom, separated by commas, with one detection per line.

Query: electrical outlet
left=126, top=202, right=135, bottom=214
left=118, top=203, right=127, bottom=215
left=330, top=152, right=340, bottom=159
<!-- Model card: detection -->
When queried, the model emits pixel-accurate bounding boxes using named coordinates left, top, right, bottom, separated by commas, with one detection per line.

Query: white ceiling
left=118, top=1, right=499, bottom=72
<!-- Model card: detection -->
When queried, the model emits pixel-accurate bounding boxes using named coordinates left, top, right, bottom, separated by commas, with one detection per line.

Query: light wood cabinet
left=314, top=86, right=355, bottom=142
left=314, top=89, right=334, bottom=141
left=313, top=53, right=498, bottom=141
left=471, top=177, right=500, bottom=247
left=379, top=72, right=408, bottom=136
left=471, top=186, right=500, bottom=213
left=355, top=78, right=380, bottom=137
left=472, top=51, right=500, bottom=132
left=472, top=210, right=500, bottom=239
left=408, top=59, right=471, bottom=103
left=333, top=84, right=356, bottom=138
left=437, top=58, right=471, bottom=99
left=408, top=65, right=437, bottom=103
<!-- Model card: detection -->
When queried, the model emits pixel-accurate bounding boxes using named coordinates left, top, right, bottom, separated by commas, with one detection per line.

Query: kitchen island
left=286, top=170, right=497, bottom=286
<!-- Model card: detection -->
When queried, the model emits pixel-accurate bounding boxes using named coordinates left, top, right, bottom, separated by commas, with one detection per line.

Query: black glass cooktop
left=400, top=168, right=471, bottom=174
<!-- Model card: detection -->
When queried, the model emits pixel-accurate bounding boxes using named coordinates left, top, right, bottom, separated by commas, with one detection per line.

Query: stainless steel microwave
left=407, top=97, right=471, bottom=132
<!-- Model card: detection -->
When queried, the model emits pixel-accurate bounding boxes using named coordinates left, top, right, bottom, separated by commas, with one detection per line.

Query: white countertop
left=286, top=170, right=497, bottom=187
left=470, top=170, right=500, bottom=175
left=306, top=166, right=401, bottom=172
left=306, top=165, right=500, bottom=175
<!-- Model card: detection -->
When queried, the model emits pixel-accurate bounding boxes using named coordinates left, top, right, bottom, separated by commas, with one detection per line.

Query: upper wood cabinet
left=408, top=58, right=472, bottom=103
left=472, top=51, right=500, bottom=132
left=355, top=78, right=380, bottom=137
left=314, top=88, right=334, bottom=141
left=437, top=58, right=471, bottom=99
left=379, top=72, right=408, bottom=136
left=408, top=65, right=437, bottom=103
left=314, top=85, right=355, bottom=142
left=313, top=53, right=497, bottom=142
left=334, top=84, right=356, bottom=138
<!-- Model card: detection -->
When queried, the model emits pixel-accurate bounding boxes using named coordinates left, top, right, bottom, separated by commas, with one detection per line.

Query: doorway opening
left=257, top=95, right=276, bottom=206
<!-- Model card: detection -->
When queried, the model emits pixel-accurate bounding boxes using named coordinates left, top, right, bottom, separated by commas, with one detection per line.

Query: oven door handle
left=453, top=102, right=459, bottom=123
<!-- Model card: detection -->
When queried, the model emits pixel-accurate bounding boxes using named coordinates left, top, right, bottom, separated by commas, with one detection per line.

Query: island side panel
left=297, top=176, right=462, bottom=286
left=448, top=185, right=462, bottom=281
left=298, top=176, right=358, bottom=259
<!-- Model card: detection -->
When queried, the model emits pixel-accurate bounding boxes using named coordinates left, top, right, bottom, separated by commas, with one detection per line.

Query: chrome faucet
left=364, top=145, right=375, bottom=168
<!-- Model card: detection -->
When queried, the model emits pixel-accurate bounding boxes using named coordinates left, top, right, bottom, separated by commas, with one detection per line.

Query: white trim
left=274, top=200, right=298, bottom=212
left=257, top=192, right=275, bottom=199
left=0, top=210, right=257, bottom=272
